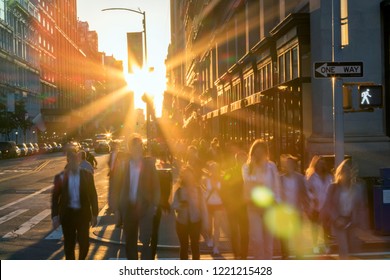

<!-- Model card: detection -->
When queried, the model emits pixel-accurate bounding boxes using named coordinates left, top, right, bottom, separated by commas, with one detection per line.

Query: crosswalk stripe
left=3, top=209, right=51, bottom=239
left=0, top=209, right=28, bottom=225
left=0, top=185, right=52, bottom=211
left=45, top=225, right=63, bottom=240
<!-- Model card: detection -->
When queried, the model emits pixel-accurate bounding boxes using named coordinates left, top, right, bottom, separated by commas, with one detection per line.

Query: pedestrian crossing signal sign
left=359, top=85, right=383, bottom=109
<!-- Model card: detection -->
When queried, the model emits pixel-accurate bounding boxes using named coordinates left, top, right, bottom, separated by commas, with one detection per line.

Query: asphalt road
left=0, top=152, right=389, bottom=260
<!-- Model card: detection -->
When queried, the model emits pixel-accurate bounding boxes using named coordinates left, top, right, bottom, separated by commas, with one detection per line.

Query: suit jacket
left=51, top=169, right=98, bottom=222
left=114, top=153, right=161, bottom=218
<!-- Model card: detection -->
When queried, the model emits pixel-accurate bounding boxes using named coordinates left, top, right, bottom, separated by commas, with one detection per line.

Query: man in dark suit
left=114, top=135, right=160, bottom=260
left=51, top=151, right=98, bottom=260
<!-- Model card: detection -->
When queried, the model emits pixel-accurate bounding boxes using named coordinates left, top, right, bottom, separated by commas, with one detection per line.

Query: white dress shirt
left=129, top=160, right=141, bottom=203
left=68, top=170, right=81, bottom=209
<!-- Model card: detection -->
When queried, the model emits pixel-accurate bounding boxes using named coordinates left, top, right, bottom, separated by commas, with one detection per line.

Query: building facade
left=0, top=0, right=40, bottom=143
left=167, top=0, right=390, bottom=176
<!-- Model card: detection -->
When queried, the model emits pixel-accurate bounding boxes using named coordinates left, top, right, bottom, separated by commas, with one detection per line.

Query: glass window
left=279, top=55, right=285, bottom=84
left=0, top=0, right=5, bottom=21
left=341, top=0, right=349, bottom=47
left=266, top=63, right=272, bottom=88
left=285, top=51, right=291, bottom=81
left=292, top=47, right=299, bottom=79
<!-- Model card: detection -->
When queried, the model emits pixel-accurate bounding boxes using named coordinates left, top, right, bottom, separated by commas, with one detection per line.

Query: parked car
left=63, top=142, right=80, bottom=153
left=27, top=143, right=38, bottom=154
left=95, top=141, right=111, bottom=154
left=81, top=139, right=93, bottom=148
left=0, top=141, right=21, bottom=158
left=52, top=142, right=62, bottom=152
left=17, top=143, right=29, bottom=156
left=56, top=143, right=63, bottom=152
left=38, top=143, right=49, bottom=153
left=33, top=143, right=40, bottom=153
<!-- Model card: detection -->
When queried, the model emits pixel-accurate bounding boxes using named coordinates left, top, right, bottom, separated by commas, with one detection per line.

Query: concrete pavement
left=89, top=203, right=390, bottom=259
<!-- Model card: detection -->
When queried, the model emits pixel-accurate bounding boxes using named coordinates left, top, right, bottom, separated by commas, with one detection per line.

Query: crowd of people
left=51, top=135, right=369, bottom=260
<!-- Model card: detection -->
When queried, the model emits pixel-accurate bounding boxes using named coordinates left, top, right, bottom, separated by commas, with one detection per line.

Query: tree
left=0, top=102, right=17, bottom=140
left=15, top=100, right=33, bottom=142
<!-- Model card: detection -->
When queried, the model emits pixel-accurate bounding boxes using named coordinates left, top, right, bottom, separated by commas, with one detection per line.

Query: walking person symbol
left=361, top=89, right=371, bottom=105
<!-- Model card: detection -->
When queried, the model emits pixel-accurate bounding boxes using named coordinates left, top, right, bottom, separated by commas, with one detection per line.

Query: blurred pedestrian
left=78, top=150, right=94, bottom=174
left=280, top=155, right=308, bottom=259
left=151, top=167, right=172, bottom=259
left=203, top=161, right=225, bottom=255
left=106, top=142, right=121, bottom=225
left=184, top=145, right=203, bottom=179
left=172, top=166, right=208, bottom=260
left=306, top=155, right=333, bottom=254
left=221, top=151, right=249, bottom=259
left=242, top=140, right=281, bottom=260
left=86, top=148, right=97, bottom=168
left=51, top=151, right=98, bottom=260
left=208, top=138, right=221, bottom=163
left=320, top=159, right=369, bottom=259
left=113, top=134, right=160, bottom=260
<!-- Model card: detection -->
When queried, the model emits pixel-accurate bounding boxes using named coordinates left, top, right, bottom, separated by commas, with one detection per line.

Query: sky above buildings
left=77, top=0, right=171, bottom=112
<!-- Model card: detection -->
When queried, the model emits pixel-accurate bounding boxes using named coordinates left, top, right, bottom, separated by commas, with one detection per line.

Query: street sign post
left=314, top=62, right=363, bottom=78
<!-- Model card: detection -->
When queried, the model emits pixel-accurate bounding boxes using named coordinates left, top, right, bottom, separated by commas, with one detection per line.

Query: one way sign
left=314, top=62, right=363, bottom=78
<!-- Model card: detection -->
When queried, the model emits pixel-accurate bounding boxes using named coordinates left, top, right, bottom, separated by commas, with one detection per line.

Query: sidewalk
left=90, top=205, right=390, bottom=258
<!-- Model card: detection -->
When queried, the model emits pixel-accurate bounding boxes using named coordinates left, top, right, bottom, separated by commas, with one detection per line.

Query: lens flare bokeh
left=264, top=204, right=301, bottom=240
left=250, top=186, right=274, bottom=208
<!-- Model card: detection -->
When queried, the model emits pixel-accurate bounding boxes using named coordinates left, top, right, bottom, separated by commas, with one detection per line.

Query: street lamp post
left=15, top=131, right=18, bottom=144
left=102, top=7, right=153, bottom=152
left=101, top=8, right=148, bottom=65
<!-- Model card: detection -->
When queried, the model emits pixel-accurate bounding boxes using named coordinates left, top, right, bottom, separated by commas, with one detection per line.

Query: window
left=244, top=73, right=254, bottom=97
left=278, top=46, right=299, bottom=83
left=340, top=0, right=349, bottom=47
left=257, top=62, right=272, bottom=91
left=292, top=47, right=299, bottom=79
left=285, top=51, right=291, bottom=81
left=279, top=55, right=285, bottom=83
left=0, top=0, right=5, bottom=21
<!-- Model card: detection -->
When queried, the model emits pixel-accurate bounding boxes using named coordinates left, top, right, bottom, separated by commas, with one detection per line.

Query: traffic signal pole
left=332, top=0, right=345, bottom=168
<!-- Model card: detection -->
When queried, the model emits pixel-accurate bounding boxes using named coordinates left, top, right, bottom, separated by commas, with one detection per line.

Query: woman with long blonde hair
left=320, top=159, right=368, bottom=259
left=305, top=155, right=333, bottom=253
left=242, top=139, right=281, bottom=260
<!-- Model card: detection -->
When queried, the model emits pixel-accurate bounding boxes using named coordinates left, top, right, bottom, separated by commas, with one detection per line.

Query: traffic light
left=359, top=85, right=383, bottom=109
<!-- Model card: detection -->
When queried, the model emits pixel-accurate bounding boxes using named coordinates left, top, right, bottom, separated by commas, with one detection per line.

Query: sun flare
left=125, top=65, right=167, bottom=118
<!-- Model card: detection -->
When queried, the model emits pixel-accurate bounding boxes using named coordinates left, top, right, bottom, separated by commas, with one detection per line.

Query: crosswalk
left=0, top=208, right=53, bottom=239
left=3, top=209, right=51, bottom=239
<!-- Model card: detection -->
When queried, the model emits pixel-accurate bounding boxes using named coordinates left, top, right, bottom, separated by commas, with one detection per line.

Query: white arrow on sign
left=315, top=63, right=362, bottom=77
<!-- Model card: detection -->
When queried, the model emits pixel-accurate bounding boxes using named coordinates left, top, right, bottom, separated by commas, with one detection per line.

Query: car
left=17, top=143, right=29, bottom=156
left=50, top=142, right=60, bottom=152
left=95, top=141, right=111, bottom=154
left=27, top=143, right=38, bottom=154
left=0, top=141, right=21, bottom=158
left=38, top=143, right=50, bottom=153
left=81, top=139, right=93, bottom=148
left=47, top=143, right=54, bottom=153
left=33, top=143, right=40, bottom=153
left=63, top=142, right=80, bottom=153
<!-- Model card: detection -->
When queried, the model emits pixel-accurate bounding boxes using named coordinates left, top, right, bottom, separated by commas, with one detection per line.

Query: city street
left=0, top=152, right=389, bottom=260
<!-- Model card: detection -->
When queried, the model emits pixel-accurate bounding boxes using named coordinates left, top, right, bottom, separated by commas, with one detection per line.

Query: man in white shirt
left=114, top=135, right=160, bottom=260
left=51, top=151, right=98, bottom=260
